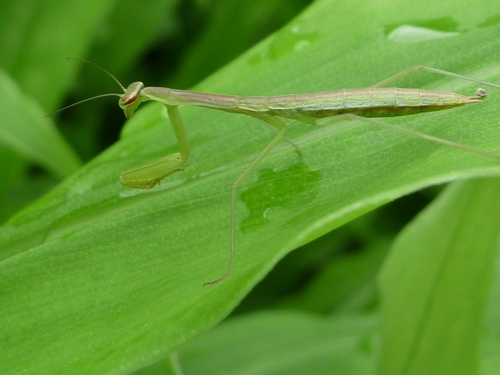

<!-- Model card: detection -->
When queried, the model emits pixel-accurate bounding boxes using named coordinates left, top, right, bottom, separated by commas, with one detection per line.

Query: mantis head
left=119, top=82, right=145, bottom=119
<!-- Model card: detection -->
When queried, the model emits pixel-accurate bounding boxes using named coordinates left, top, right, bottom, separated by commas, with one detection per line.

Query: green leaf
left=0, top=70, right=82, bottom=177
left=2, top=0, right=500, bottom=374
left=179, top=311, right=377, bottom=375
left=379, top=179, right=500, bottom=375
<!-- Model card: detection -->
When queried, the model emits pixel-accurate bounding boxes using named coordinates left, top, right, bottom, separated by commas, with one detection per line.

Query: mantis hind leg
left=204, top=116, right=289, bottom=285
left=259, top=119, right=302, bottom=154
left=372, top=65, right=500, bottom=90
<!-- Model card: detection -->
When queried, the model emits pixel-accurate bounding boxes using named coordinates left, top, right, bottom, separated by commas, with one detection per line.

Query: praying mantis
left=61, top=60, right=500, bottom=285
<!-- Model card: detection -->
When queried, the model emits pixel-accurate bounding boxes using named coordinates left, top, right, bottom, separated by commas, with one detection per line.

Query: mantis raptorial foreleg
left=56, top=59, right=500, bottom=285
left=120, top=105, right=191, bottom=188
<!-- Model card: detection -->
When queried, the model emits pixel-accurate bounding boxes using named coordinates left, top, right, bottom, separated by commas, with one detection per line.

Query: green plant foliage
left=1, top=0, right=500, bottom=374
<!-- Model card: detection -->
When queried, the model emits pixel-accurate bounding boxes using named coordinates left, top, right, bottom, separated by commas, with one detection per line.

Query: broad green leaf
left=2, top=0, right=500, bottom=374
left=482, top=249, right=500, bottom=373
left=179, top=311, right=377, bottom=375
left=132, top=353, right=182, bottom=375
left=379, top=179, right=500, bottom=375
